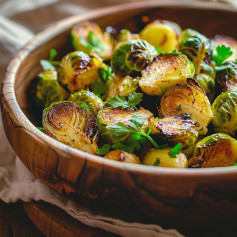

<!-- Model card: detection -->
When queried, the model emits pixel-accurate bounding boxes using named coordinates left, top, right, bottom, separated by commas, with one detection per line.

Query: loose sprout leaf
left=200, top=62, right=214, bottom=74
left=128, top=93, right=143, bottom=107
left=212, top=45, right=233, bottom=66
left=40, top=60, right=55, bottom=71
left=96, top=144, right=111, bottom=155
left=50, top=49, right=58, bottom=61
left=111, top=142, right=134, bottom=152
left=168, top=143, right=183, bottom=158
left=81, top=103, right=91, bottom=113
left=153, top=158, right=160, bottom=166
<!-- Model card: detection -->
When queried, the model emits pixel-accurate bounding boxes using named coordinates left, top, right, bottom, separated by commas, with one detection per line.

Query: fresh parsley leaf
left=49, top=49, right=58, bottom=61
left=127, top=115, right=145, bottom=132
left=96, top=144, right=111, bottom=155
left=37, top=127, right=43, bottom=131
left=93, top=79, right=107, bottom=98
left=168, top=143, right=183, bottom=158
left=177, top=105, right=182, bottom=111
left=111, top=142, right=134, bottom=153
left=233, top=162, right=237, bottom=166
left=155, top=46, right=164, bottom=54
left=200, top=62, right=214, bottom=74
left=212, top=45, right=233, bottom=66
left=108, top=93, right=143, bottom=110
left=81, top=103, right=91, bottom=113
left=106, top=122, right=136, bottom=136
left=40, top=60, right=55, bottom=71
left=153, top=158, right=160, bottom=166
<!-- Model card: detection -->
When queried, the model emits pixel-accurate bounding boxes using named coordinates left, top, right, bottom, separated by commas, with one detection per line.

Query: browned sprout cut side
left=158, top=78, right=213, bottom=134
left=43, top=101, right=98, bottom=154
left=190, top=133, right=237, bottom=168
left=139, top=53, right=195, bottom=96
left=104, top=150, right=141, bottom=164
left=149, top=113, right=199, bottom=149
left=57, top=51, right=105, bottom=93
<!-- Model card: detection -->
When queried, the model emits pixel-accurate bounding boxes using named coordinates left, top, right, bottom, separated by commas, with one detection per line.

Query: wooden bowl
left=2, top=0, right=237, bottom=229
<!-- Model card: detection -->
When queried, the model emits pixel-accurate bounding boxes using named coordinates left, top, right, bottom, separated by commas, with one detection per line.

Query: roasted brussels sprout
left=117, top=29, right=140, bottom=44
left=68, top=90, right=104, bottom=116
left=142, top=148, right=188, bottom=168
left=190, top=133, right=237, bottom=168
left=215, top=61, right=237, bottom=93
left=179, top=29, right=210, bottom=75
left=212, top=91, right=237, bottom=136
left=97, top=107, right=153, bottom=143
left=43, top=101, right=98, bottom=154
left=106, top=74, right=139, bottom=101
left=140, top=20, right=182, bottom=53
left=194, top=73, right=215, bottom=103
left=30, top=70, right=69, bottom=108
left=104, top=150, right=141, bottom=164
left=158, top=78, right=213, bottom=133
left=57, top=51, right=105, bottom=93
left=111, top=39, right=157, bottom=76
left=71, top=21, right=113, bottom=60
left=149, top=113, right=199, bottom=148
left=139, top=53, right=195, bottom=96
left=211, top=35, right=237, bottom=61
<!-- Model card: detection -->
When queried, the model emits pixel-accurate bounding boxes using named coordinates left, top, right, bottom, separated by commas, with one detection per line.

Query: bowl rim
left=2, top=0, right=237, bottom=179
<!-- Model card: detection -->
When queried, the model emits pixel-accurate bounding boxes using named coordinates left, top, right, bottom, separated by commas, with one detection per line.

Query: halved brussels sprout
left=140, top=20, right=182, bottom=53
left=142, top=148, right=188, bottom=168
left=71, top=21, right=113, bottom=60
left=97, top=107, right=153, bottom=143
left=111, top=39, right=157, bottom=76
left=30, top=70, right=69, bottom=108
left=43, top=101, right=98, bottom=154
left=57, top=51, right=105, bottom=93
left=139, top=53, right=195, bottom=96
left=104, top=150, right=141, bottom=164
left=158, top=78, right=213, bottom=133
left=211, top=35, right=237, bottom=61
left=117, top=29, right=140, bottom=44
left=194, top=73, right=215, bottom=103
left=191, top=133, right=237, bottom=168
left=149, top=113, right=199, bottom=148
left=179, top=29, right=210, bottom=75
left=215, top=61, right=237, bottom=93
left=212, top=91, right=237, bottom=136
left=68, top=90, right=104, bottom=116
left=106, top=74, right=139, bottom=101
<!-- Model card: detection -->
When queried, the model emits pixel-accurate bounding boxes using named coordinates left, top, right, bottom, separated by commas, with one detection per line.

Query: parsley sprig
left=168, top=143, right=183, bottom=158
left=108, top=93, right=143, bottom=110
left=212, top=45, right=233, bottom=66
left=40, top=49, right=61, bottom=70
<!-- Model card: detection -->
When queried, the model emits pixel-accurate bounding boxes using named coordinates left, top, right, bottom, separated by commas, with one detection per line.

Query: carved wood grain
left=2, top=1, right=237, bottom=227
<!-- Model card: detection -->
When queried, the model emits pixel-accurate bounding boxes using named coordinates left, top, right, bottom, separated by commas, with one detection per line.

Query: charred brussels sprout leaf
left=71, top=21, right=113, bottom=60
left=68, top=90, right=104, bottom=116
left=111, top=39, right=157, bottom=76
left=43, top=101, right=98, bottom=154
left=212, top=91, right=237, bottom=136
left=149, top=114, right=199, bottom=148
left=158, top=78, right=213, bottom=133
left=57, top=51, right=105, bottom=93
left=97, top=107, right=153, bottom=144
left=30, top=70, right=69, bottom=108
left=104, top=150, right=141, bottom=164
left=191, top=133, right=237, bottom=168
left=140, top=20, right=182, bottom=53
left=179, top=29, right=210, bottom=75
left=139, top=53, right=195, bottom=96
left=142, top=148, right=188, bottom=168
left=194, top=73, right=215, bottom=103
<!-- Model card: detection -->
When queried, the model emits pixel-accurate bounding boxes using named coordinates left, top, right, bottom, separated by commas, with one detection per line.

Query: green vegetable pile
left=31, top=19, right=237, bottom=168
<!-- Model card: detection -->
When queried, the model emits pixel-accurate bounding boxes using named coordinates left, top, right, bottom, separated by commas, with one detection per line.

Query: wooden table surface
left=1, top=200, right=237, bottom=237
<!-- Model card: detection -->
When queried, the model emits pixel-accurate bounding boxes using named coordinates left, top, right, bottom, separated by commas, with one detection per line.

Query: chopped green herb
left=153, top=158, right=160, bottom=166
left=155, top=46, right=164, bottom=54
left=233, top=162, right=237, bottom=166
left=96, top=144, right=111, bottom=155
left=81, top=103, right=91, bottom=113
left=177, top=105, right=182, bottom=111
left=111, top=142, right=134, bottom=153
left=212, top=45, right=233, bottom=66
left=49, top=49, right=58, bottom=61
left=99, top=66, right=114, bottom=83
left=168, top=143, right=183, bottom=158
left=108, top=92, right=143, bottom=110
left=200, top=62, right=214, bottom=74
left=37, top=127, right=43, bottom=131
